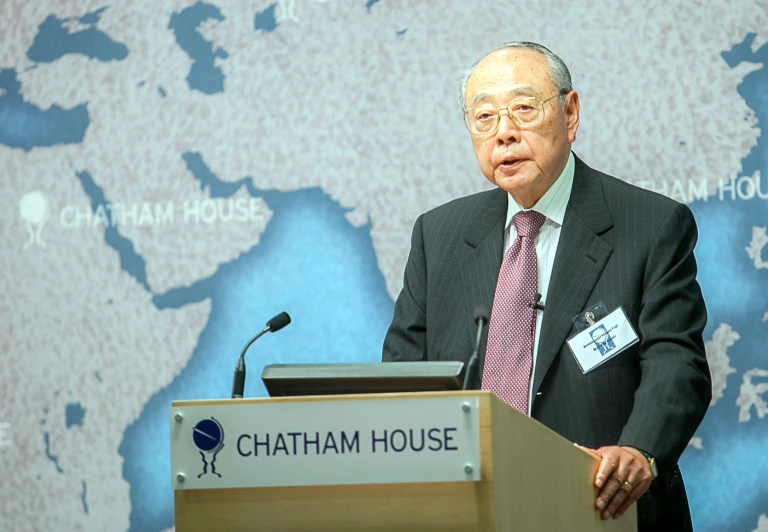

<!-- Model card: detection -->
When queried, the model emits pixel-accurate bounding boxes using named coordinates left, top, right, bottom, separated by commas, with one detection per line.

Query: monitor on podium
left=261, top=361, right=465, bottom=397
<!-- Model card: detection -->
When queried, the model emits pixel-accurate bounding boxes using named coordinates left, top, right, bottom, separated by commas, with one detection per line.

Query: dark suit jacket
left=382, top=155, right=711, bottom=529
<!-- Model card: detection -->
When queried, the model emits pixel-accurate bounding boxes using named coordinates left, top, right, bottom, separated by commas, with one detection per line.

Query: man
left=382, top=42, right=711, bottom=530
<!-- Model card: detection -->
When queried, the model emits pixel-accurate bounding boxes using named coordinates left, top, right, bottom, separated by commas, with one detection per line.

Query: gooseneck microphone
left=463, top=306, right=490, bottom=391
left=231, top=312, right=292, bottom=399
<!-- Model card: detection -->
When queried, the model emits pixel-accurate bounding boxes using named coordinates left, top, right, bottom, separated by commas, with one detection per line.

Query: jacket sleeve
left=382, top=214, right=429, bottom=362
left=617, top=202, right=712, bottom=471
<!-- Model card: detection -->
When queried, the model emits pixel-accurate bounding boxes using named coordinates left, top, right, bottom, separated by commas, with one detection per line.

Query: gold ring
left=622, top=481, right=633, bottom=493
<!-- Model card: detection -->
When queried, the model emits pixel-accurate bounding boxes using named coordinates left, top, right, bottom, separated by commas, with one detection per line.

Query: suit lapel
left=458, top=188, right=507, bottom=364
left=531, top=157, right=614, bottom=396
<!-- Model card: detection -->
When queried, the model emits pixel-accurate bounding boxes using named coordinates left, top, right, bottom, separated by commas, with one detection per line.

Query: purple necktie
left=482, top=210, right=546, bottom=414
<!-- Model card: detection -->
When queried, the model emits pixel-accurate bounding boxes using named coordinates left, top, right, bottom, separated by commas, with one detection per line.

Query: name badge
left=566, top=306, right=639, bottom=373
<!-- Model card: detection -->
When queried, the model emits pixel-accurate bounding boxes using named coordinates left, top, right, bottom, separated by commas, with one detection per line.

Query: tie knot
left=513, top=210, right=546, bottom=238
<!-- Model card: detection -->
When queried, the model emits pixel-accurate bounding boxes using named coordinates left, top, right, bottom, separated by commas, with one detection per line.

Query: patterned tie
left=482, top=210, right=546, bottom=414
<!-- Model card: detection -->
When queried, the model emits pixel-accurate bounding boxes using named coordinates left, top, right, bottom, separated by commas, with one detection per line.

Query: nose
left=495, top=110, right=521, bottom=145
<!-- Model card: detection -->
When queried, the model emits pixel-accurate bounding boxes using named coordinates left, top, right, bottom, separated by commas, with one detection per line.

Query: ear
left=565, top=91, right=580, bottom=143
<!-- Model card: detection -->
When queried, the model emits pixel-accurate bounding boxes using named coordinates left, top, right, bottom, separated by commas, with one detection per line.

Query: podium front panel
left=170, top=394, right=481, bottom=490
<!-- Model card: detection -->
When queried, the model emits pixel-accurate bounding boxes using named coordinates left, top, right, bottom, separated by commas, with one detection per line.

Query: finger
left=614, top=474, right=652, bottom=519
left=598, top=471, right=630, bottom=518
left=613, top=489, right=640, bottom=519
left=609, top=453, right=655, bottom=520
left=598, top=450, right=633, bottom=518
left=594, top=449, right=618, bottom=489
left=574, top=443, right=600, bottom=458
left=603, top=476, right=632, bottom=519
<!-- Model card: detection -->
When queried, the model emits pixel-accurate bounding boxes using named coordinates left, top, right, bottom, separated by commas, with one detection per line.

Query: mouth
left=497, top=157, right=526, bottom=172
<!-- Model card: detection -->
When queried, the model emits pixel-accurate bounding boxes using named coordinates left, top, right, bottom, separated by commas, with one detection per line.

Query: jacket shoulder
left=575, top=157, right=692, bottom=222
left=420, top=188, right=503, bottom=229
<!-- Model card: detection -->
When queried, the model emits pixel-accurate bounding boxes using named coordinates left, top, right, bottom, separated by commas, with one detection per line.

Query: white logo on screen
left=19, top=191, right=50, bottom=250
left=0, top=422, right=11, bottom=448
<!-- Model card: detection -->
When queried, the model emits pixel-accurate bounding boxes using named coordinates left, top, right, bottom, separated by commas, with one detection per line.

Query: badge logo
left=193, top=417, right=225, bottom=478
left=589, top=325, right=616, bottom=356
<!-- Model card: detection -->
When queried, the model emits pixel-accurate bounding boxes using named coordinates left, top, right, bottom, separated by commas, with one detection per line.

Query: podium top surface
left=172, top=389, right=485, bottom=408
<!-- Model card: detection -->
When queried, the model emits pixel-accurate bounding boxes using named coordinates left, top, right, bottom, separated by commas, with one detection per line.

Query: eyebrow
left=470, top=86, right=539, bottom=106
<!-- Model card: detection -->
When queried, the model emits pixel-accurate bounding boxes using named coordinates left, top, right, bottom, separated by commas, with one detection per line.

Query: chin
left=495, top=173, right=535, bottom=192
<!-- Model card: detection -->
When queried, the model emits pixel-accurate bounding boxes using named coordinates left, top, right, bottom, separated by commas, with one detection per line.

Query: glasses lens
left=508, top=98, right=543, bottom=125
left=467, top=106, right=498, bottom=134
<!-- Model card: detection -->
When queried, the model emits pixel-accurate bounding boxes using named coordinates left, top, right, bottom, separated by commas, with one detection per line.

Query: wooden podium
left=170, top=391, right=636, bottom=531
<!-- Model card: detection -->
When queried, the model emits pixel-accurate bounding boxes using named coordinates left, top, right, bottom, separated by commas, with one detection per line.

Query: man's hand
left=584, top=445, right=653, bottom=520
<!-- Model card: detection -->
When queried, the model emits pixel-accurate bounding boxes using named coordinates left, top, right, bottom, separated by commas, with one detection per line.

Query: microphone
left=266, top=312, right=291, bottom=332
left=529, top=293, right=545, bottom=311
left=231, top=312, right=292, bottom=399
left=463, top=306, right=490, bottom=391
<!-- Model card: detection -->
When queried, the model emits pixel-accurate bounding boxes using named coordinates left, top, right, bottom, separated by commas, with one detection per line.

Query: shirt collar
left=505, top=151, right=575, bottom=230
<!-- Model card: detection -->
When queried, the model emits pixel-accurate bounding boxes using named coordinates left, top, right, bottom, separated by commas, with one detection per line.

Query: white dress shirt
left=502, top=151, right=575, bottom=413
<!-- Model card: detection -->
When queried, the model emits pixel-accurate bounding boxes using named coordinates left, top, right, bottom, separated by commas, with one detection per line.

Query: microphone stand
left=231, top=326, right=270, bottom=399
left=463, top=311, right=489, bottom=390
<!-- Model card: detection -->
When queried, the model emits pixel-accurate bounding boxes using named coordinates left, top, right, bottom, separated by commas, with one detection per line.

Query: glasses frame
left=463, top=88, right=569, bottom=136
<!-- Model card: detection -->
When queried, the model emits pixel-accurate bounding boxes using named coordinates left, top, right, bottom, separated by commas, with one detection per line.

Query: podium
left=169, top=390, right=636, bottom=531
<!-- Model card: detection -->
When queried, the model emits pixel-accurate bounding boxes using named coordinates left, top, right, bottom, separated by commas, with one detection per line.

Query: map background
left=0, top=1, right=766, bottom=530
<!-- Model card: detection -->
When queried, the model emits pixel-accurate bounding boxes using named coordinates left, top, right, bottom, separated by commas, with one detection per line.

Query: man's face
left=464, top=49, right=580, bottom=207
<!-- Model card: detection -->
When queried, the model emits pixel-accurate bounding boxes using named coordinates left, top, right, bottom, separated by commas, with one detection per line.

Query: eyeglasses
left=463, top=89, right=569, bottom=135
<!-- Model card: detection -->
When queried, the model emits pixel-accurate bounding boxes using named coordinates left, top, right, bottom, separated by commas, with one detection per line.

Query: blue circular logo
left=193, top=418, right=224, bottom=453
left=193, top=417, right=225, bottom=478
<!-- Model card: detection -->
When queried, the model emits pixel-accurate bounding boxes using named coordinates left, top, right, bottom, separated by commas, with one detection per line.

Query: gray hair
left=459, top=41, right=573, bottom=112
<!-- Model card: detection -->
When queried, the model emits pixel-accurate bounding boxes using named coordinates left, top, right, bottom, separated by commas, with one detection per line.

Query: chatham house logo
left=193, top=417, right=225, bottom=478
left=19, top=191, right=50, bottom=250
left=590, top=325, right=617, bottom=356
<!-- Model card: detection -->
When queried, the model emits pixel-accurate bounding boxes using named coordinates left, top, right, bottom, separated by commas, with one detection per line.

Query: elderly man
left=382, top=42, right=711, bottom=531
